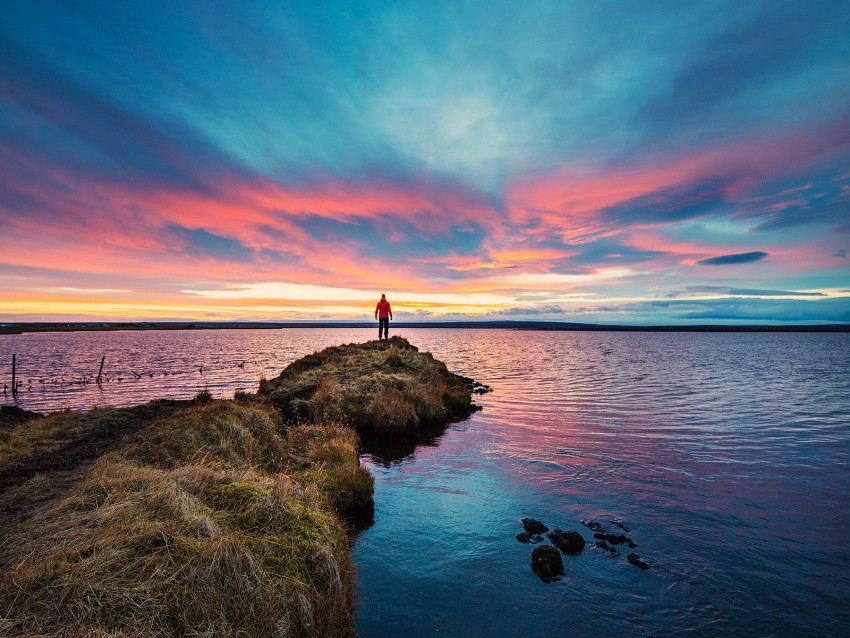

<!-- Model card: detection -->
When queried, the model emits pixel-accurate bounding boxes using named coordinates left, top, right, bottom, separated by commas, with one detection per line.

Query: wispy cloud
left=697, top=251, right=769, bottom=266
left=684, top=286, right=823, bottom=297
left=1, top=1, right=849, bottom=323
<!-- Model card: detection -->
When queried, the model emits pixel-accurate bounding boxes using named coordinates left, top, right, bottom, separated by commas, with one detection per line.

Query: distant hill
left=2, top=320, right=849, bottom=334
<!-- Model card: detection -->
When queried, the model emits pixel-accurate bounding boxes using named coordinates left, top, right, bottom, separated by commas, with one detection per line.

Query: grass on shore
left=0, top=398, right=372, bottom=637
left=260, top=336, right=474, bottom=434
left=0, top=336, right=474, bottom=636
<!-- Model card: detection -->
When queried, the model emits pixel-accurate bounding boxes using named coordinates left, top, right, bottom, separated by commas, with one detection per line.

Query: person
left=375, top=293, right=392, bottom=340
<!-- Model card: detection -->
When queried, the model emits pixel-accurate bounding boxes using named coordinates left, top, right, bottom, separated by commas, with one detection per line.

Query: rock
left=547, top=528, right=586, bottom=555
left=531, top=545, right=564, bottom=583
left=515, top=532, right=544, bottom=544
left=627, top=552, right=650, bottom=569
left=593, top=532, right=637, bottom=548
left=611, top=518, right=631, bottom=532
left=580, top=519, right=605, bottom=533
left=592, top=540, right=616, bottom=553
left=521, top=518, right=549, bottom=534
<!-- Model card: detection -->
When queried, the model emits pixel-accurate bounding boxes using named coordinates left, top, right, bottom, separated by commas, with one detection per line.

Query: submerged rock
left=516, top=532, right=544, bottom=544
left=611, top=518, right=631, bottom=532
left=627, top=552, right=650, bottom=569
left=521, top=518, right=549, bottom=534
left=592, top=540, right=616, bottom=553
left=580, top=519, right=605, bottom=533
left=466, top=381, right=492, bottom=394
left=547, top=529, right=586, bottom=555
left=531, top=545, right=564, bottom=583
left=593, top=532, right=637, bottom=548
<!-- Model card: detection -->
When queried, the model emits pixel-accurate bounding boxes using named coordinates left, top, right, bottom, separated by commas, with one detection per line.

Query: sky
left=1, top=0, right=849, bottom=325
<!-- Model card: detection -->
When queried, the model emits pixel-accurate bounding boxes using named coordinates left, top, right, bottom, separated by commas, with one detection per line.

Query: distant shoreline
left=2, top=321, right=848, bottom=335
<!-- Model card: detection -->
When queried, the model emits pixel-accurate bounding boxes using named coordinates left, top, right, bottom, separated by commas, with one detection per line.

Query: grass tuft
left=0, top=400, right=370, bottom=636
left=260, top=337, right=474, bottom=434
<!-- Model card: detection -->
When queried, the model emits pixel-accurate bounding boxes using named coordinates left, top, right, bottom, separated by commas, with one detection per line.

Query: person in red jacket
left=375, top=293, right=393, bottom=340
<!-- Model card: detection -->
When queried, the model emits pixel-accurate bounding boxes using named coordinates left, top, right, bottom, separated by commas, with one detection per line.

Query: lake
left=2, top=328, right=849, bottom=636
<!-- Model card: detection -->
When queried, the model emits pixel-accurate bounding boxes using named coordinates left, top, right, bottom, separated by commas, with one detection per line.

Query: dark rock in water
left=611, top=518, right=631, bottom=532
left=580, top=519, right=605, bottom=533
left=516, top=532, right=544, bottom=544
left=521, top=518, right=549, bottom=534
left=531, top=545, right=564, bottom=583
left=592, top=540, right=616, bottom=553
left=547, top=528, right=586, bottom=555
left=627, top=552, right=650, bottom=569
left=472, top=383, right=492, bottom=394
left=593, top=532, right=637, bottom=548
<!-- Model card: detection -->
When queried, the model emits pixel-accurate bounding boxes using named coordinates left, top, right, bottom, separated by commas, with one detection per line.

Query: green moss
left=205, top=481, right=272, bottom=509
left=307, top=465, right=375, bottom=514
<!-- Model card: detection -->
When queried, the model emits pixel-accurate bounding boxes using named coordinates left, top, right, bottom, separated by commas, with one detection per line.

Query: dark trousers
left=378, top=317, right=389, bottom=339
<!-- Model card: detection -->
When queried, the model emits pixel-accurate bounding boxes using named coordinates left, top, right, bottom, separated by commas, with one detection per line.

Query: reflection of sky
left=1, top=1, right=849, bottom=324
left=352, top=329, right=850, bottom=636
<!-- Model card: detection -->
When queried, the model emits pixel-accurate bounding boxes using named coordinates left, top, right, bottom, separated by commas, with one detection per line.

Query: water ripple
left=3, top=328, right=849, bottom=636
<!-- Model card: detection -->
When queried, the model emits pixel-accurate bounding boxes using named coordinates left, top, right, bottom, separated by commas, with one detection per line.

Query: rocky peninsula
left=0, top=337, right=478, bottom=637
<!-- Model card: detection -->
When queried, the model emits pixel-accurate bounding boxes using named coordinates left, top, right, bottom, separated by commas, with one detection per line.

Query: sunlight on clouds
left=182, top=281, right=519, bottom=312
left=50, top=287, right=133, bottom=294
left=182, top=282, right=377, bottom=302
left=497, top=268, right=640, bottom=287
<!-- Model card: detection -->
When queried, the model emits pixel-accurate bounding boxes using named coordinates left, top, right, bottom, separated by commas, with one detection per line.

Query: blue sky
left=1, top=0, right=848, bottom=323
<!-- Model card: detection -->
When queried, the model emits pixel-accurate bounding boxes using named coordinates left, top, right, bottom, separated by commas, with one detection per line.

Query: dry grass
left=260, top=336, right=474, bottom=434
left=0, top=401, right=188, bottom=497
left=0, top=399, right=372, bottom=637
left=0, top=408, right=112, bottom=466
left=0, top=338, right=474, bottom=636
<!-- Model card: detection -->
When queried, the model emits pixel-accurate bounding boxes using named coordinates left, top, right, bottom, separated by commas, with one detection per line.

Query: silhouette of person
left=375, top=293, right=392, bottom=340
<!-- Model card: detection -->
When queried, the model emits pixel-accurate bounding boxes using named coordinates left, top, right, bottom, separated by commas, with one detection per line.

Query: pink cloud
left=505, top=114, right=850, bottom=242
left=0, top=159, right=502, bottom=293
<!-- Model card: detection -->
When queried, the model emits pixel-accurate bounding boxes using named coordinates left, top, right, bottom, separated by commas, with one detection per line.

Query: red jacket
left=375, top=299, right=392, bottom=318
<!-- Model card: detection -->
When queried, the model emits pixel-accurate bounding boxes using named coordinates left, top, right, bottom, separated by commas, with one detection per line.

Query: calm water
left=2, top=329, right=849, bottom=637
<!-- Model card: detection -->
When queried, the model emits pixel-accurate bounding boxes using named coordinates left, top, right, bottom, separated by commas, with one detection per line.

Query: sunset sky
left=1, top=1, right=848, bottom=324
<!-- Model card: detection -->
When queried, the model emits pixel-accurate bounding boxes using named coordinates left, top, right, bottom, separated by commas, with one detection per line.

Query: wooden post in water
left=11, top=354, right=16, bottom=396
left=96, top=356, right=105, bottom=385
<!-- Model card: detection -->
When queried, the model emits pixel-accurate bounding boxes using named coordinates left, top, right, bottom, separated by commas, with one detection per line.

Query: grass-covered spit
left=0, top=337, right=475, bottom=637
left=260, top=336, right=476, bottom=433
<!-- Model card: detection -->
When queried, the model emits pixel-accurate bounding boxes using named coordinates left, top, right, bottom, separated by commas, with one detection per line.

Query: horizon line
left=2, top=320, right=848, bottom=335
